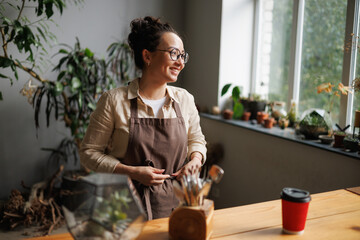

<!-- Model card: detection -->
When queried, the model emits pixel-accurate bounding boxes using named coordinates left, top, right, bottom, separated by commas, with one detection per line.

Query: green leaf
left=221, top=83, right=232, bottom=96
left=232, top=86, right=241, bottom=102
left=0, top=57, right=13, bottom=68
left=37, top=0, right=44, bottom=16
left=0, top=91, right=2, bottom=100
left=37, top=26, right=46, bottom=41
left=2, top=17, right=12, bottom=25
left=4, top=26, right=9, bottom=35
left=78, top=91, right=83, bottom=109
left=67, top=64, right=74, bottom=73
left=0, top=73, right=10, bottom=79
left=87, top=102, right=96, bottom=111
left=59, top=48, right=68, bottom=54
left=45, top=2, right=54, bottom=18
left=84, top=48, right=94, bottom=58
left=233, top=102, right=244, bottom=119
left=71, top=77, right=81, bottom=89
left=57, top=71, right=66, bottom=81
left=54, top=81, right=64, bottom=95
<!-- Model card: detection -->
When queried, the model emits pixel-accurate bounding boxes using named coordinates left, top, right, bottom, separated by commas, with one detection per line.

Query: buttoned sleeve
left=79, top=92, right=120, bottom=173
left=185, top=92, right=207, bottom=164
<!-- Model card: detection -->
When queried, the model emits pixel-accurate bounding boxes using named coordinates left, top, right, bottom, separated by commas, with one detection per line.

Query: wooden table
left=27, top=188, right=360, bottom=239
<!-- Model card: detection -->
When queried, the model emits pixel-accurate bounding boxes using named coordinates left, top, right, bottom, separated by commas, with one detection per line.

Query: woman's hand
left=172, top=154, right=202, bottom=181
left=114, top=163, right=170, bottom=186
left=130, top=166, right=170, bottom=186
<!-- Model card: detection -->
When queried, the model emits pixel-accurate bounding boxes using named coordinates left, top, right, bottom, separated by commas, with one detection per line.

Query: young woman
left=80, top=16, right=207, bottom=220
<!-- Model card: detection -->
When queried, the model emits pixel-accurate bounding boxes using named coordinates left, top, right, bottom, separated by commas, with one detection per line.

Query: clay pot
left=222, top=109, right=234, bottom=120
left=333, top=133, right=345, bottom=148
left=264, top=118, right=274, bottom=129
left=278, top=118, right=289, bottom=129
left=256, top=112, right=269, bottom=124
left=241, top=112, right=251, bottom=121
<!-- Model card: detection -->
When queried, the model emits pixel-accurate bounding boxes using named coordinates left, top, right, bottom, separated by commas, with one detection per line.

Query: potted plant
left=269, top=101, right=287, bottom=121
left=278, top=117, right=289, bottom=129
left=264, top=117, right=274, bottom=129
left=241, top=111, right=251, bottom=121
left=316, top=82, right=351, bottom=119
left=333, top=124, right=350, bottom=148
left=256, top=111, right=269, bottom=124
left=343, top=135, right=359, bottom=152
left=247, top=93, right=267, bottom=120
left=298, top=109, right=332, bottom=140
left=221, top=83, right=244, bottom=120
left=0, top=0, right=134, bottom=234
left=287, top=101, right=297, bottom=127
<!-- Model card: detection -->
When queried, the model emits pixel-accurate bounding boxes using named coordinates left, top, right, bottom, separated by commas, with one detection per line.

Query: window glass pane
left=256, top=0, right=293, bottom=104
left=353, top=21, right=360, bottom=121
left=298, top=0, right=347, bottom=123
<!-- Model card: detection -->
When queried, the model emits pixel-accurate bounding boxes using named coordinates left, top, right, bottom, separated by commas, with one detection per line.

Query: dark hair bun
left=128, top=16, right=178, bottom=69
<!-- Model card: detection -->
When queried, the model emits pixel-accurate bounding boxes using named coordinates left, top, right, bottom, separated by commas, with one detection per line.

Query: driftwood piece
left=0, top=165, right=65, bottom=236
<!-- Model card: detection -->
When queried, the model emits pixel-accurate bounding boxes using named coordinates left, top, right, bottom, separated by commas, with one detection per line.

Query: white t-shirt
left=142, top=96, right=167, bottom=117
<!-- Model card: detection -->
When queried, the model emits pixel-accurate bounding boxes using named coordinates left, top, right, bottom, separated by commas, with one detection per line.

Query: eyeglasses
left=155, top=48, right=189, bottom=63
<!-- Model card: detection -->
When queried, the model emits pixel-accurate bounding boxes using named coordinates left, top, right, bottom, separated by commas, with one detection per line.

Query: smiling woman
left=79, top=16, right=207, bottom=220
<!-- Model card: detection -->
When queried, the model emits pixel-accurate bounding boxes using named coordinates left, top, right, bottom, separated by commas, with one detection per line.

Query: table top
left=26, top=188, right=360, bottom=240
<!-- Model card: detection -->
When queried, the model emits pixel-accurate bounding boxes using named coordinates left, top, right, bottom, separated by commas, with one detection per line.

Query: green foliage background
left=267, top=0, right=348, bottom=123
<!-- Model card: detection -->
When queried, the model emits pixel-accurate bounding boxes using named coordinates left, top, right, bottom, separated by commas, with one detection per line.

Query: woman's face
left=147, top=32, right=185, bottom=84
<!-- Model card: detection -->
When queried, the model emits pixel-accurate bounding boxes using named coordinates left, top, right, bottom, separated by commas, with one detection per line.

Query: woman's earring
left=147, top=62, right=150, bottom=67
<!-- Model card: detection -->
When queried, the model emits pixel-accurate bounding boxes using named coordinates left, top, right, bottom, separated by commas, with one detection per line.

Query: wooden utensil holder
left=169, top=199, right=214, bottom=240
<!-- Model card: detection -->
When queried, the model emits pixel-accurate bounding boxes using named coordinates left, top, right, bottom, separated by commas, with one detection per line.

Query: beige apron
left=121, top=97, right=188, bottom=220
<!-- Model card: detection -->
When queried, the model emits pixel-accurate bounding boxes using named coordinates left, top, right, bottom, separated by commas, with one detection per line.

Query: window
left=298, top=0, right=347, bottom=120
left=253, top=0, right=358, bottom=127
left=255, top=0, right=293, bottom=103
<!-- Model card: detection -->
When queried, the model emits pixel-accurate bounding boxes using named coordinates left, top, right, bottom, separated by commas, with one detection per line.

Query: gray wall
left=0, top=0, right=185, bottom=199
left=182, top=0, right=222, bottom=111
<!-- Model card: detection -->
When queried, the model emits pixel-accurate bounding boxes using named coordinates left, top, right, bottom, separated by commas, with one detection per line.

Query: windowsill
left=200, top=113, right=360, bottom=160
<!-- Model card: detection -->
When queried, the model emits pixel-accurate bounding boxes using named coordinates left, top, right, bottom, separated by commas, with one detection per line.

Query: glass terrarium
left=299, top=108, right=333, bottom=139
left=62, top=173, right=146, bottom=240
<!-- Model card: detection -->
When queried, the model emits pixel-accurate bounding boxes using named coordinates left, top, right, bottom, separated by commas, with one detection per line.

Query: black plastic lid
left=280, top=187, right=311, bottom=203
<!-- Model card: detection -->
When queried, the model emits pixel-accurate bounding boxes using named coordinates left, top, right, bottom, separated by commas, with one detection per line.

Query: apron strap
left=143, top=188, right=153, bottom=220
left=172, top=101, right=183, bottom=118
left=143, top=159, right=155, bottom=220
left=130, top=98, right=138, bottom=118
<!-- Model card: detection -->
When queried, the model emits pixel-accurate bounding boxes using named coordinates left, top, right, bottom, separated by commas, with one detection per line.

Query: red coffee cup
left=280, top=187, right=311, bottom=234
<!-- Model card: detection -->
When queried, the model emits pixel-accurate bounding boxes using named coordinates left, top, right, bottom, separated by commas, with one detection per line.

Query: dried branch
left=13, top=60, right=48, bottom=83
left=17, top=0, right=26, bottom=21
left=1, top=165, right=66, bottom=236
left=0, top=27, right=7, bottom=58
left=48, top=165, right=64, bottom=196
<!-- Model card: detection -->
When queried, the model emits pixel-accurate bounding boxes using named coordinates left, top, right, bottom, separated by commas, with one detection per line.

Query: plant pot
left=241, top=112, right=251, bottom=121
left=333, top=134, right=345, bottom=148
left=343, top=138, right=359, bottom=152
left=278, top=118, right=289, bottom=129
left=222, top=109, right=234, bottom=120
left=248, top=101, right=267, bottom=120
left=256, top=112, right=269, bottom=124
left=264, top=118, right=274, bottom=128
